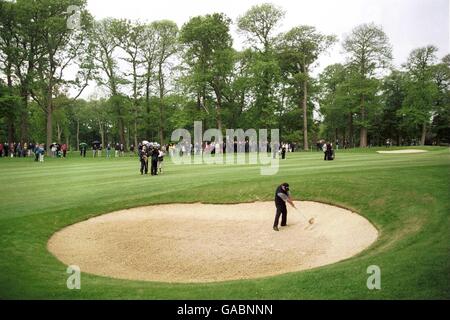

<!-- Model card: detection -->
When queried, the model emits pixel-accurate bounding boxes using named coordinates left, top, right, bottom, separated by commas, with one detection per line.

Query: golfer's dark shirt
left=275, top=185, right=289, bottom=209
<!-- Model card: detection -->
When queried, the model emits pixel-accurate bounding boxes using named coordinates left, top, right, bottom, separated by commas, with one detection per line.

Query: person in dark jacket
left=273, top=183, right=296, bottom=231
left=150, top=146, right=159, bottom=176
left=281, top=145, right=286, bottom=159
left=326, top=143, right=334, bottom=160
left=139, top=146, right=148, bottom=175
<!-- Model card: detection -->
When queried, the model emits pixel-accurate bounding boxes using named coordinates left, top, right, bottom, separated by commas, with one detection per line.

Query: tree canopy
left=0, top=1, right=448, bottom=149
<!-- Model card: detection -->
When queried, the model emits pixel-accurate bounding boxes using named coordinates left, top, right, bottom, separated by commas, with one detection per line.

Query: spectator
left=120, top=143, right=125, bottom=157
left=51, top=143, right=57, bottom=157
left=106, top=143, right=111, bottom=158
left=158, top=147, right=165, bottom=174
left=80, top=143, right=87, bottom=157
left=115, top=143, right=120, bottom=157
left=61, top=143, right=67, bottom=158
left=16, top=143, right=22, bottom=157
left=3, top=142, right=8, bottom=157
left=23, top=143, right=28, bottom=157
left=39, top=144, right=45, bottom=162
left=322, top=142, right=328, bottom=160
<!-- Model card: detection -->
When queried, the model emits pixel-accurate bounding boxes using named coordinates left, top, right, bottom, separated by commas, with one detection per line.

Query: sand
left=47, top=201, right=378, bottom=283
left=377, top=149, right=428, bottom=154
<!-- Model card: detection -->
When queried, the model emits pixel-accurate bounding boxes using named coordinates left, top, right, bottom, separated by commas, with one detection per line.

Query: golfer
left=273, top=183, right=296, bottom=231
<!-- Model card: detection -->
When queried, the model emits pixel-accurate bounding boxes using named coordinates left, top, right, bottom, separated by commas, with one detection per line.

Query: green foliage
left=237, top=3, right=285, bottom=51
left=399, top=46, right=439, bottom=144
left=0, top=2, right=449, bottom=148
left=180, top=13, right=234, bottom=130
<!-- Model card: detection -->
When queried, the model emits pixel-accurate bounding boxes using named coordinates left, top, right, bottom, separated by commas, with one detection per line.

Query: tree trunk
left=213, top=86, right=222, bottom=133
left=302, top=73, right=309, bottom=151
left=20, top=92, right=28, bottom=144
left=348, top=113, right=354, bottom=147
left=99, top=121, right=105, bottom=147
left=158, top=64, right=165, bottom=144
left=359, top=96, right=367, bottom=147
left=132, top=62, right=139, bottom=148
left=113, top=96, right=126, bottom=149
left=46, top=85, right=53, bottom=156
left=119, top=120, right=126, bottom=148
left=56, top=122, right=62, bottom=144
left=46, top=109, right=52, bottom=156
left=134, top=117, right=138, bottom=148
left=216, top=96, right=222, bottom=133
left=343, top=127, right=346, bottom=147
left=360, top=127, right=368, bottom=147
left=420, top=122, right=427, bottom=145
left=76, top=120, right=80, bottom=151
left=7, top=117, right=15, bottom=145
left=6, top=66, right=15, bottom=145
left=126, top=124, right=130, bottom=148
left=145, top=68, right=152, bottom=139
left=159, top=111, right=164, bottom=144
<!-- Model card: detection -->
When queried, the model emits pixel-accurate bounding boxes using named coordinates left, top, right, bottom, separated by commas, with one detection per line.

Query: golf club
left=294, top=206, right=315, bottom=225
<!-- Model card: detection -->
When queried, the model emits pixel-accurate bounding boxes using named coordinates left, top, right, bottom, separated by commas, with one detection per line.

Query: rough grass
left=0, top=146, right=448, bottom=299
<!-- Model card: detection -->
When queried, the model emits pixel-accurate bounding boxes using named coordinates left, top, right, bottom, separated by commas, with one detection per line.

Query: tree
left=431, top=55, right=450, bottom=144
left=115, top=19, right=145, bottom=148
left=237, top=3, right=285, bottom=52
left=278, top=26, right=336, bottom=149
left=319, top=63, right=359, bottom=145
left=180, top=13, right=234, bottom=132
left=139, top=23, right=158, bottom=139
left=343, top=23, right=392, bottom=147
left=0, top=0, right=46, bottom=144
left=25, top=0, right=92, bottom=155
left=0, top=0, right=18, bottom=143
left=153, top=20, right=178, bottom=143
left=237, top=3, right=285, bottom=129
left=400, top=46, right=439, bottom=145
left=0, top=79, right=21, bottom=143
left=379, top=70, right=407, bottom=145
left=89, top=18, right=127, bottom=148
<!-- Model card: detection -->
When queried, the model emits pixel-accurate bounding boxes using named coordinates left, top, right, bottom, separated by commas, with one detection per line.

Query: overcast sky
left=80, top=0, right=449, bottom=98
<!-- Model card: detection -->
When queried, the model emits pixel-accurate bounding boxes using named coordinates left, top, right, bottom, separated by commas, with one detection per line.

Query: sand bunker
left=377, top=149, right=428, bottom=154
left=48, top=201, right=378, bottom=283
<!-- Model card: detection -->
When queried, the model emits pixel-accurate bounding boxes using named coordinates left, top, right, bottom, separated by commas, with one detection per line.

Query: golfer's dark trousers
left=140, top=159, right=148, bottom=174
left=324, top=151, right=328, bottom=160
left=273, top=205, right=287, bottom=227
left=151, top=159, right=158, bottom=175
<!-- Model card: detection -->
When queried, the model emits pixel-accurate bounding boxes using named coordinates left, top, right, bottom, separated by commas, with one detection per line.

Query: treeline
left=0, top=0, right=449, bottom=154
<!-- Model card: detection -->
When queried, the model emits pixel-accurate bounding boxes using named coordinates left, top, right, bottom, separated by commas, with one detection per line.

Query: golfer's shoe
left=273, top=226, right=279, bottom=231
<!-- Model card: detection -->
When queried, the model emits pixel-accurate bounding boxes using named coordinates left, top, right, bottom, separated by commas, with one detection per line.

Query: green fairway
left=0, top=146, right=449, bottom=299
